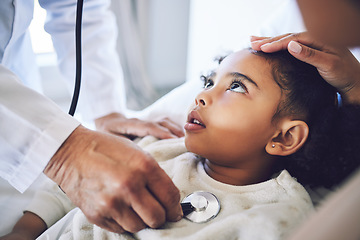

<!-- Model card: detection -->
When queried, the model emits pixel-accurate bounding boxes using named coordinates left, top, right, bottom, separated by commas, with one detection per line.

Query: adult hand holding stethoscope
left=45, top=125, right=183, bottom=233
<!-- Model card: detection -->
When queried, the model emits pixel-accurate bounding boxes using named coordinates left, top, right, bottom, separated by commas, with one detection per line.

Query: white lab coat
left=0, top=0, right=126, bottom=192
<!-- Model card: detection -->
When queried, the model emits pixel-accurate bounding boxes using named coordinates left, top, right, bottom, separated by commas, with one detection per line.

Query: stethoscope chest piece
left=181, top=191, right=220, bottom=223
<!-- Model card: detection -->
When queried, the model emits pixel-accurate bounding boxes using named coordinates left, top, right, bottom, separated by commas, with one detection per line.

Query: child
left=2, top=49, right=359, bottom=240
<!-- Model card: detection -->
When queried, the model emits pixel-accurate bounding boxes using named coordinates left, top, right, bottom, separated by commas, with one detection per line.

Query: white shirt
left=56, top=169, right=312, bottom=240
left=0, top=0, right=126, bottom=192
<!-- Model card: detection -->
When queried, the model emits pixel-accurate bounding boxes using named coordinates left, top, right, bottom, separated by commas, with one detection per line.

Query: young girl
left=2, top=48, right=359, bottom=240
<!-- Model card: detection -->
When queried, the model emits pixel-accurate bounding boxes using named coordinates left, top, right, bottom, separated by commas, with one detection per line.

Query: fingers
left=88, top=213, right=126, bottom=234
left=145, top=163, right=183, bottom=222
left=250, top=36, right=268, bottom=42
left=250, top=33, right=293, bottom=51
left=93, top=186, right=181, bottom=233
left=137, top=117, right=184, bottom=139
left=111, top=159, right=182, bottom=230
left=117, top=118, right=184, bottom=139
left=84, top=157, right=181, bottom=233
left=127, top=119, right=183, bottom=139
left=95, top=113, right=184, bottom=140
left=100, top=218, right=126, bottom=234
left=109, top=150, right=181, bottom=229
left=287, top=41, right=339, bottom=74
left=250, top=32, right=360, bottom=104
left=250, top=36, right=267, bottom=41
left=157, top=118, right=185, bottom=138
left=250, top=32, right=336, bottom=73
left=94, top=216, right=144, bottom=234
left=250, top=32, right=321, bottom=53
left=128, top=185, right=168, bottom=228
left=112, top=205, right=147, bottom=232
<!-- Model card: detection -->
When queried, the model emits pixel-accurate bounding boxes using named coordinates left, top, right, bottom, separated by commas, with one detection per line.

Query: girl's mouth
left=191, top=118, right=205, bottom=126
left=184, top=111, right=206, bottom=131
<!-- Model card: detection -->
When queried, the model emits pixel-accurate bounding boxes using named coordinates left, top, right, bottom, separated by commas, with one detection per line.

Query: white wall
left=146, top=0, right=190, bottom=90
left=32, top=0, right=309, bottom=111
left=186, top=0, right=296, bottom=83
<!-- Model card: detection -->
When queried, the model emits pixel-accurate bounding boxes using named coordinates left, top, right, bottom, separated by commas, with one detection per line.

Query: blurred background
left=30, top=0, right=306, bottom=112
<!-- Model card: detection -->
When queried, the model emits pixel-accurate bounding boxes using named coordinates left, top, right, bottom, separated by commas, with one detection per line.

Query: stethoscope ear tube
left=69, top=0, right=83, bottom=116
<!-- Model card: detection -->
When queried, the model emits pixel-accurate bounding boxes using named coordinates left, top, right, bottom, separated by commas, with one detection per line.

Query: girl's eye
left=229, top=81, right=247, bottom=93
left=204, top=79, right=214, bottom=89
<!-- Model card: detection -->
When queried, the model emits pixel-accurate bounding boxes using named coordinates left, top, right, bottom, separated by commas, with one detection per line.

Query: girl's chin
left=185, top=139, right=209, bottom=159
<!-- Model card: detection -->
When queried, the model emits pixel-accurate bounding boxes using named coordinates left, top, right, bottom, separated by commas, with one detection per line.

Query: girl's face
left=184, top=50, right=283, bottom=168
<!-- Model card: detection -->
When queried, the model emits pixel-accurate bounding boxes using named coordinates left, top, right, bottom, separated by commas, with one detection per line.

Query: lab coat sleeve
left=39, top=0, right=127, bottom=121
left=0, top=65, right=80, bottom=193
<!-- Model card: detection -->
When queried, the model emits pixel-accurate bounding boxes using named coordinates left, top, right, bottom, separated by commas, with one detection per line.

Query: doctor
left=0, top=0, right=183, bottom=234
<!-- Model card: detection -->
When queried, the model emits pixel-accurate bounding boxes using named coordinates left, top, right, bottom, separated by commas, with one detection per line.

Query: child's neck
left=203, top=157, right=276, bottom=186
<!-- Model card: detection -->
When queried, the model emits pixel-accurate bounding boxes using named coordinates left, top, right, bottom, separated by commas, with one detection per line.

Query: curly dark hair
left=207, top=49, right=360, bottom=188
left=250, top=49, right=360, bottom=188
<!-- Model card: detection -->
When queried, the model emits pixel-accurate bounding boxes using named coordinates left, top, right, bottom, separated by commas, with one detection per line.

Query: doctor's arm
left=1, top=127, right=184, bottom=239
left=0, top=65, right=182, bottom=235
left=39, top=0, right=183, bottom=139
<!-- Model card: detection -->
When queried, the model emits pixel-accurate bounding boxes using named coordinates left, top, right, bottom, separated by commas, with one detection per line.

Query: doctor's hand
left=250, top=32, right=360, bottom=105
left=44, top=125, right=183, bottom=233
left=95, top=113, right=184, bottom=140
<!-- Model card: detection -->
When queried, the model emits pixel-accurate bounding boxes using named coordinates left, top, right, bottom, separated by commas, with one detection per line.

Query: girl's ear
left=266, top=120, right=309, bottom=156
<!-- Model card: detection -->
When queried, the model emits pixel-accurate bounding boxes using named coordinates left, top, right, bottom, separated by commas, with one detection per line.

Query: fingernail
left=250, top=41, right=263, bottom=51
left=250, top=36, right=258, bottom=42
left=176, top=205, right=183, bottom=221
left=288, top=41, right=302, bottom=54
left=250, top=40, right=261, bottom=45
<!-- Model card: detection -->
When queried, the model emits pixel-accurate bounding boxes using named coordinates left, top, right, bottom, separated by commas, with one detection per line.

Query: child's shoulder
left=275, top=170, right=312, bottom=204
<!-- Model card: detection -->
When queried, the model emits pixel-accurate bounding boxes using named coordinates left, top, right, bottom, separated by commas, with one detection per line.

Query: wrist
left=341, top=82, right=360, bottom=105
left=43, top=125, right=92, bottom=190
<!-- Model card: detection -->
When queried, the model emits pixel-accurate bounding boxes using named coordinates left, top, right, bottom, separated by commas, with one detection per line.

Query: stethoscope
left=181, top=191, right=221, bottom=223
left=72, top=0, right=220, bottom=224
left=68, top=0, right=83, bottom=116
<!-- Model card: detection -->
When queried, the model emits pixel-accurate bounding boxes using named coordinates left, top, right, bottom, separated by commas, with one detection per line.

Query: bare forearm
left=1, top=212, right=47, bottom=240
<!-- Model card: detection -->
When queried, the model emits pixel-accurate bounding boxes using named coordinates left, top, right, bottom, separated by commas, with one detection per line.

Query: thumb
left=287, top=40, right=332, bottom=71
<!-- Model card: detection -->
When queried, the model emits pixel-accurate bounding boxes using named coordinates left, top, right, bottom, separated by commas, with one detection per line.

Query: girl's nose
left=195, top=91, right=212, bottom=107
left=195, top=98, right=206, bottom=106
